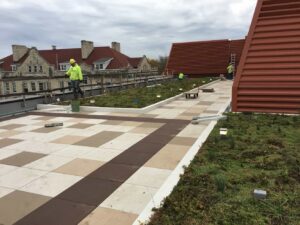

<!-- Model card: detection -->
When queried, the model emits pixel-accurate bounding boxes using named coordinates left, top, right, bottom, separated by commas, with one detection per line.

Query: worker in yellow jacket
left=227, top=63, right=234, bottom=80
left=66, top=59, right=84, bottom=99
left=178, top=72, right=184, bottom=80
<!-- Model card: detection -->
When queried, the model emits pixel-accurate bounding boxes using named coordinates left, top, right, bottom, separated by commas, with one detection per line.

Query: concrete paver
left=0, top=80, right=232, bottom=225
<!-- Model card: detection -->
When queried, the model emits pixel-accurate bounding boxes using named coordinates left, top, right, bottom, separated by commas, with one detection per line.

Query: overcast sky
left=0, top=0, right=256, bottom=59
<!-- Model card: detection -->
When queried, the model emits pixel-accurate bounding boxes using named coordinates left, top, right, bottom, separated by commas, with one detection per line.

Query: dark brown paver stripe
left=197, top=101, right=214, bottom=105
left=28, top=112, right=188, bottom=124
left=0, top=138, right=23, bottom=148
left=100, top=120, right=124, bottom=125
left=14, top=199, right=94, bottom=225
left=32, top=116, right=54, bottom=121
left=88, top=163, right=139, bottom=182
left=0, top=152, right=47, bottom=167
left=13, top=114, right=190, bottom=225
left=73, top=131, right=123, bottom=147
left=57, top=178, right=122, bottom=206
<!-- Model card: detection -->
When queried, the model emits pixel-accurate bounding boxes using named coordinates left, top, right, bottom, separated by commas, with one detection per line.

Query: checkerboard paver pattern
left=0, top=81, right=232, bottom=225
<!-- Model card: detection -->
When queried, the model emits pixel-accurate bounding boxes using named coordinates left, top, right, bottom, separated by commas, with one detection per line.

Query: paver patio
left=0, top=80, right=232, bottom=225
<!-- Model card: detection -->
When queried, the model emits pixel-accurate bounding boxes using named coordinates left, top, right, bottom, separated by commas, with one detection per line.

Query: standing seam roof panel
left=232, top=0, right=300, bottom=114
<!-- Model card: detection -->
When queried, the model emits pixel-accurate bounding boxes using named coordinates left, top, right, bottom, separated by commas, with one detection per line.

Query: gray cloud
left=0, top=0, right=256, bottom=59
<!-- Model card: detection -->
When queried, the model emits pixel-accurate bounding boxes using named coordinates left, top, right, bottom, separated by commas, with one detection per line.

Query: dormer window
left=11, top=65, right=17, bottom=71
left=59, top=63, right=70, bottom=71
left=95, top=64, right=104, bottom=70
left=93, top=58, right=113, bottom=71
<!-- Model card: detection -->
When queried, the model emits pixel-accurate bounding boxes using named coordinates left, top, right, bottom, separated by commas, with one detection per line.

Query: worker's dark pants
left=227, top=72, right=233, bottom=80
left=71, top=80, right=84, bottom=99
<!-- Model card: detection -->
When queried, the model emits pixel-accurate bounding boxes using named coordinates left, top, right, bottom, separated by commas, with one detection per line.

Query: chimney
left=12, top=45, right=28, bottom=62
left=111, top=42, right=121, bottom=52
left=81, top=40, right=94, bottom=59
left=52, top=45, right=56, bottom=50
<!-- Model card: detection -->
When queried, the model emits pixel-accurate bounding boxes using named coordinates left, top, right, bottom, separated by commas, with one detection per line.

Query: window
left=39, top=66, right=43, bottom=72
left=31, top=82, right=36, bottom=91
left=95, top=64, right=104, bottom=70
left=11, top=65, right=17, bottom=71
left=28, top=66, right=32, bottom=73
left=4, top=82, right=10, bottom=94
left=23, top=82, right=28, bottom=93
left=34, top=65, right=38, bottom=73
left=59, top=81, right=64, bottom=89
left=39, top=82, right=44, bottom=91
left=12, top=82, right=17, bottom=93
left=59, top=64, right=69, bottom=71
left=83, top=75, right=88, bottom=84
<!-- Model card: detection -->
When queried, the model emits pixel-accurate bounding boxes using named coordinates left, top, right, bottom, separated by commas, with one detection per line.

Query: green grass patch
left=147, top=113, right=300, bottom=225
left=59, top=77, right=216, bottom=108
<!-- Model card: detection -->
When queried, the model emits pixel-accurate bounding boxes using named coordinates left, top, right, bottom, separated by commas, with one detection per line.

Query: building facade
left=0, top=41, right=152, bottom=96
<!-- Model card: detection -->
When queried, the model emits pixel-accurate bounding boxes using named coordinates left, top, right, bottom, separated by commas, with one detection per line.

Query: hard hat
left=69, top=59, right=76, bottom=64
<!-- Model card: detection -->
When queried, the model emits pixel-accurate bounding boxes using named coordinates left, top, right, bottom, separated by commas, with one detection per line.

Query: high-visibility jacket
left=227, top=65, right=234, bottom=73
left=179, top=73, right=184, bottom=80
left=66, top=64, right=83, bottom=81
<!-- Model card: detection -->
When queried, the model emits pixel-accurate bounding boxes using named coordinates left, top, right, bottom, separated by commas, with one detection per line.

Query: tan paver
left=78, top=207, right=138, bottom=225
left=145, top=144, right=190, bottom=170
left=51, top=135, right=86, bottom=144
left=54, top=158, right=105, bottom=177
left=0, top=191, right=50, bottom=225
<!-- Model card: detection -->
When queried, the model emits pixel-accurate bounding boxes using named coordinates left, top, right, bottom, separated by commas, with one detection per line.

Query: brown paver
left=32, top=127, right=60, bottom=133
left=51, top=135, right=86, bottom=145
left=100, top=120, right=124, bottom=125
left=0, top=191, right=50, bottom=225
left=68, top=123, right=93, bottom=129
left=74, top=131, right=123, bottom=147
left=0, top=124, right=24, bottom=130
left=0, top=138, right=22, bottom=148
left=197, top=101, right=214, bottom=105
left=32, top=116, right=54, bottom=121
left=13, top=198, right=94, bottom=225
left=89, top=163, right=139, bottom=182
left=58, top=178, right=122, bottom=206
left=0, top=152, right=47, bottom=167
left=0, top=130, right=22, bottom=138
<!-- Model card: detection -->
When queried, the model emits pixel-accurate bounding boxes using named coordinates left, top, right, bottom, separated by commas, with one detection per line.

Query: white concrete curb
left=37, top=80, right=220, bottom=114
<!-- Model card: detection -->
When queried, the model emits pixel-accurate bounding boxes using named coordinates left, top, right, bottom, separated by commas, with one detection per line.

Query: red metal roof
left=232, top=0, right=300, bottom=114
left=0, top=47, right=139, bottom=71
left=166, top=39, right=245, bottom=76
